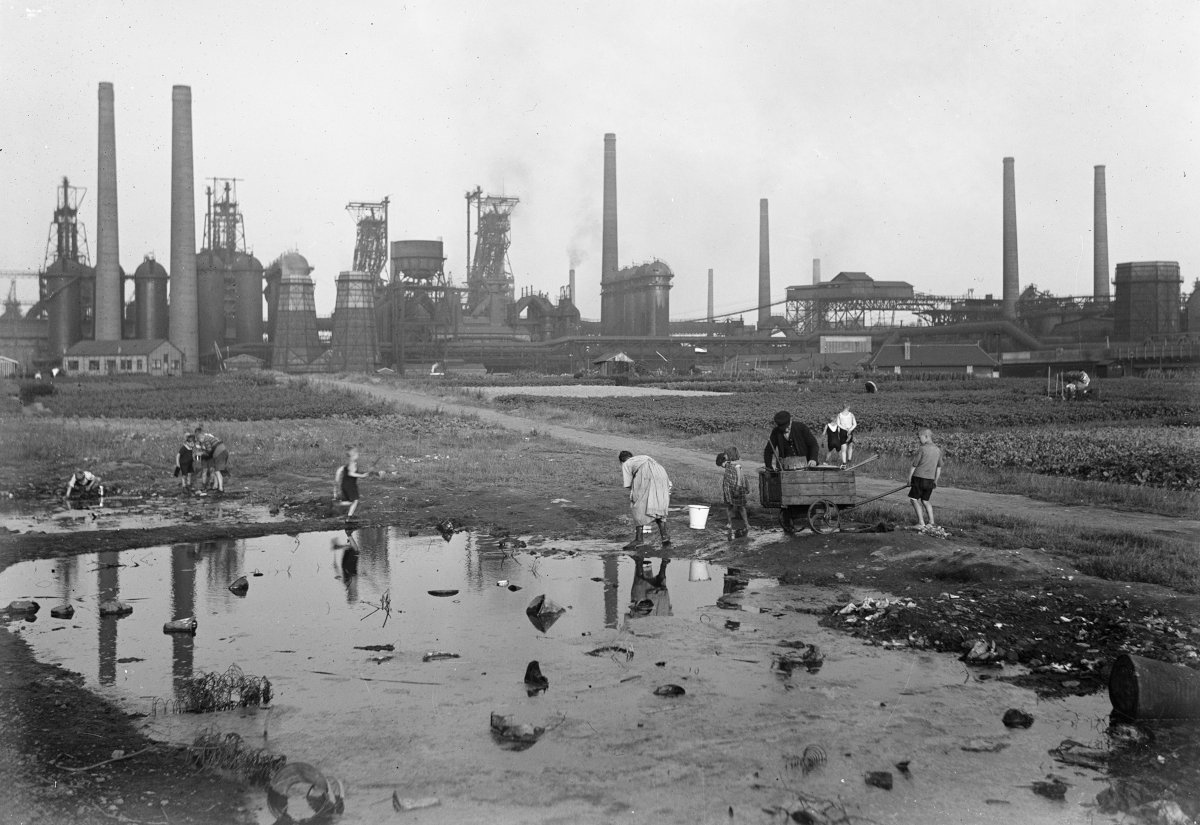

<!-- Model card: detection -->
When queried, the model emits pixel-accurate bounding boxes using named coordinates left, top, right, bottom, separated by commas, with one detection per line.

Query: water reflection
left=97, top=550, right=119, bottom=685
left=170, top=544, right=197, bottom=692
left=628, top=554, right=672, bottom=618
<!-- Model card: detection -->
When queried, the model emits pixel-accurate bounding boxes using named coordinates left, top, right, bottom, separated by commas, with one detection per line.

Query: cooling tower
left=94, top=82, right=122, bottom=340
left=1002, top=157, right=1019, bottom=320
left=1094, top=165, right=1110, bottom=303
left=329, top=270, right=378, bottom=372
left=269, top=252, right=323, bottom=371
left=758, top=199, right=770, bottom=329
left=133, top=255, right=169, bottom=339
left=602, top=133, right=618, bottom=284
left=169, top=85, right=199, bottom=372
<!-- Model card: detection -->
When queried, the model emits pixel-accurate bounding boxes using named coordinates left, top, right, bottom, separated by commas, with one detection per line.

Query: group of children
left=714, top=405, right=944, bottom=535
left=174, top=427, right=229, bottom=495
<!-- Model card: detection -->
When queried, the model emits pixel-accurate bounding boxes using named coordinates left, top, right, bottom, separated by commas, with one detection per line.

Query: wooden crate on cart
left=780, top=467, right=855, bottom=506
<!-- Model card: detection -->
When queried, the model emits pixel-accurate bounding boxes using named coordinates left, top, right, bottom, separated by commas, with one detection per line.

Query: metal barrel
left=1108, top=653, right=1200, bottom=720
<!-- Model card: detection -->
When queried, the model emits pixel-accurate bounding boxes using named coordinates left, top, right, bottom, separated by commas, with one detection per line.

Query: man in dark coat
left=762, top=410, right=819, bottom=534
left=762, top=410, right=820, bottom=470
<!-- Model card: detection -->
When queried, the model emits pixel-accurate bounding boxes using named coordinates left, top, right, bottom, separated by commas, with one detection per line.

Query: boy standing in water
left=907, top=428, right=943, bottom=528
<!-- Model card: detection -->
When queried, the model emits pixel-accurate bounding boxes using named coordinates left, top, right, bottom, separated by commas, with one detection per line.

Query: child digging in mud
left=717, top=447, right=751, bottom=539
left=174, top=433, right=196, bottom=492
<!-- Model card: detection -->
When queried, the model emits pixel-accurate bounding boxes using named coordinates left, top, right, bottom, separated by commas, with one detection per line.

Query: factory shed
left=870, top=342, right=999, bottom=377
left=0, top=356, right=19, bottom=378
left=224, top=353, right=265, bottom=372
left=62, top=339, right=183, bottom=377
left=592, top=351, right=635, bottom=376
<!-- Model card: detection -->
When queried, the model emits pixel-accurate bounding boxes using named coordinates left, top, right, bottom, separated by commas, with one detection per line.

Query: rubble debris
left=393, top=792, right=440, bottom=812
left=526, top=595, right=566, bottom=633
left=1002, top=709, right=1034, bottom=729
left=427, top=589, right=459, bottom=597
left=961, top=739, right=1008, bottom=753
left=524, top=660, right=549, bottom=693
left=489, top=712, right=544, bottom=751
left=864, top=771, right=893, bottom=791
left=1050, top=739, right=1108, bottom=771
left=4, top=600, right=39, bottom=615
left=354, top=644, right=395, bottom=652
left=163, top=617, right=198, bottom=635
left=1030, top=776, right=1069, bottom=800
left=422, top=651, right=460, bottom=662
left=50, top=604, right=74, bottom=619
left=773, top=644, right=824, bottom=675
left=585, top=645, right=634, bottom=662
left=267, top=762, right=344, bottom=820
left=895, top=760, right=911, bottom=778
left=1109, top=653, right=1200, bottom=720
left=653, top=684, right=685, bottom=697
left=228, top=576, right=249, bottom=596
left=98, top=600, right=133, bottom=616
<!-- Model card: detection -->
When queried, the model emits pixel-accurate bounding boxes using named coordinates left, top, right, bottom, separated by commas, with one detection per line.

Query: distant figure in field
left=835, top=404, right=857, bottom=466
left=64, top=469, right=104, bottom=501
left=174, top=433, right=196, bottom=492
left=193, top=427, right=228, bottom=493
left=717, top=447, right=751, bottom=538
left=334, top=448, right=368, bottom=519
left=1065, top=370, right=1091, bottom=399
left=619, top=450, right=673, bottom=550
left=907, top=427, right=944, bottom=528
left=762, top=410, right=819, bottom=471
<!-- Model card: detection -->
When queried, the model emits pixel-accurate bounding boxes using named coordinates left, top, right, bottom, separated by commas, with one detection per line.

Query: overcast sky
left=2, top=0, right=1196, bottom=322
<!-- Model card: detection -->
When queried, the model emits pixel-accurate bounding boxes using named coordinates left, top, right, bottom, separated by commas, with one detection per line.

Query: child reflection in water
left=338, top=528, right=360, bottom=604
left=627, top=554, right=672, bottom=618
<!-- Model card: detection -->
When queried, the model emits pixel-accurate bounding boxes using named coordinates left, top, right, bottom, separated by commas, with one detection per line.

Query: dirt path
left=314, top=378, right=1200, bottom=541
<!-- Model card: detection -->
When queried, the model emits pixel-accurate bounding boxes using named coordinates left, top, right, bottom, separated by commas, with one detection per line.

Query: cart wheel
left=778, top=507, right=797, bottom=535
left=808, top=500, right=840, bottom=534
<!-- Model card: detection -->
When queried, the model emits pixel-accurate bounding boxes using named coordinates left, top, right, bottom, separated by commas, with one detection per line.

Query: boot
left=657, top=519, right=672, bottom=547
left=623, top=527, right=646, bottom=551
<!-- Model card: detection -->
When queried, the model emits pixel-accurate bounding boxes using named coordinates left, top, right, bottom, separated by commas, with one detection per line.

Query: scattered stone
left=50, top=604, right=75, bottom=619
left=864, top=771, right=893, bottom=791
left=392, top=793, right=440, bottom=812
left=162, top=617, right=198, bottom=634
left=422, top=651, right=459, bottom=662
left=228, top=576, right=249, bottom=596
left=1030, top=777, right=1069, bottom=800
left=653, top=684, right=685, bottom=697
left=4, top=600, right=39, bottom=614
left=98, top=600, right=133, bottom=616
left=962, top=739, right=1009, bottom=753
left=1002, top=709, right=1034, bottom=729
left=524, top=661, right=549, bottom=692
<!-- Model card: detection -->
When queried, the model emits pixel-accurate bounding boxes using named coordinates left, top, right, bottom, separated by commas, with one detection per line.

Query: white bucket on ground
left=689, top=559, right=711, bottom=581
left=687, top=505, right=710, bottom=529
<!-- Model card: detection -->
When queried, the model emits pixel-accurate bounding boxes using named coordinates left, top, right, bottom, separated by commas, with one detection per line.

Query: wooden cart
left=758, top=463, right=907, bottom=534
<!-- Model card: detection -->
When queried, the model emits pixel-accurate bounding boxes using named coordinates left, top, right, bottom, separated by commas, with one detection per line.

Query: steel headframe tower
left=347, top=198, right=390, bottom=283
left=465, top=188, right=518, bottom=323
left=44, top=177, right=89, bottom=269
left=203, top=178, right=247, bottom=254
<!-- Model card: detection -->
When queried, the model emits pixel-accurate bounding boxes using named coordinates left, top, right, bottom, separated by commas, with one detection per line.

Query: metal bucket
left=687, top=505, right=710, bottom=529
left=1108, top=653, right=1200, bottom=720
left=689, top=559, right=711, bottom=582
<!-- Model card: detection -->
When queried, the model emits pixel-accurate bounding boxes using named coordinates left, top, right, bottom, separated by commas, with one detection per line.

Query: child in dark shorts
left=907, top=427, right=943, bottom=527
left=174, top=434, right=196, bottom=491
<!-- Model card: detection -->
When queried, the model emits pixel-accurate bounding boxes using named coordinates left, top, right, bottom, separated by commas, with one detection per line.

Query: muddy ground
left=1, top=388, right=1199, bottom=824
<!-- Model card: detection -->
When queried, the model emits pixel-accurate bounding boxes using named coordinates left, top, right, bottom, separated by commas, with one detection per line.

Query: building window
left=105, top=359, right=116, bottom=373
left=136, top=359, right=144, bottom=371
left=88, top=360, right=100, bottom=371
left=68, top=360, right=79, bottom=371
left=120, top=358, right=133, bottom=371
left=154, top=359, right=162, bottom=370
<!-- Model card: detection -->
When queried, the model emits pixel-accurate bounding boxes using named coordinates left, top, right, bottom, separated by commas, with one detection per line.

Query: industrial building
left=1, top=85, right=1198, bottom=379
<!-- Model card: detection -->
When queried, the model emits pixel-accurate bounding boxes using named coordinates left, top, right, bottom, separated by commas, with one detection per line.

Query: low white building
left=63, top=339, right=184, bottom=376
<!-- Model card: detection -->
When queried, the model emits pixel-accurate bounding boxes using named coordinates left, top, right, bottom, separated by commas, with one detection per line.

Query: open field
left=1, top=373, right=1198, bottom=825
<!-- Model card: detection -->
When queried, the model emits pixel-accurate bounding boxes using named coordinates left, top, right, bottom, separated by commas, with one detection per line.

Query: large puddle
left=1, top=529, right=1127, bottom=824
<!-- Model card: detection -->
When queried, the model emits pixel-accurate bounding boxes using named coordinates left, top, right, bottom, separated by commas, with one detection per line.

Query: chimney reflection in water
left=171, top=545, right=198, bottom=692
left=97, top=551, right=119, bottom=685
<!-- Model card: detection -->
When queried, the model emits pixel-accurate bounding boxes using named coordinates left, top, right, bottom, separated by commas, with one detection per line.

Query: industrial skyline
left=1, top=1, right=1197, bottom=322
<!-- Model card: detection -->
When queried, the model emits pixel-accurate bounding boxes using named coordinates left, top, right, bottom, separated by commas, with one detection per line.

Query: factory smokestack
left=602, top=134, right=618, bottom=283
left=813, top=258, right=821, bottom=286
left=169, top=85, right=199, bottom=372
left=94, top=82, right=122, bottom=340
left=707, top=268, right=714, bottom=323
left=1002, top=157, right=1019, bottom=320
left=1094, top=165, right=1110, bottom=303
left=569, top=268, right=576, bottom=306
left=758, top=199, right=770, bottom=329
